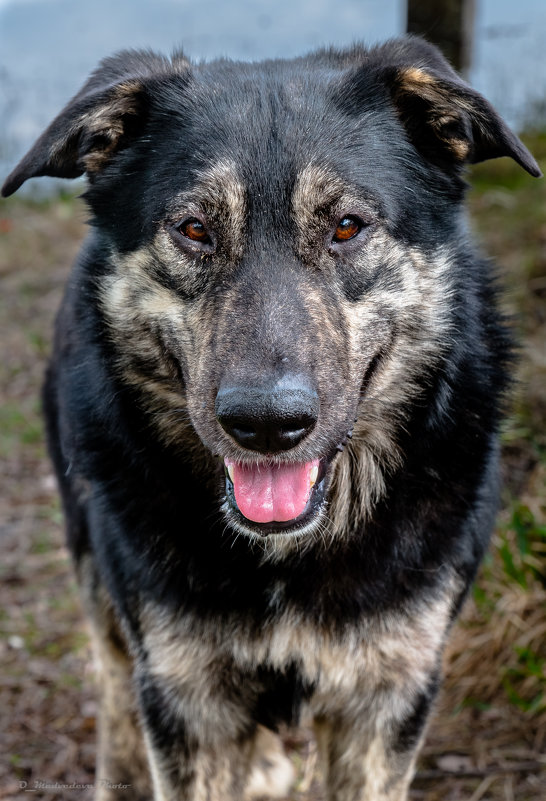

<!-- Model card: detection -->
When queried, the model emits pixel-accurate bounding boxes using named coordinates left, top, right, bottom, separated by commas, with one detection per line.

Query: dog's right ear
left=1, top=49, right=189, bottom=197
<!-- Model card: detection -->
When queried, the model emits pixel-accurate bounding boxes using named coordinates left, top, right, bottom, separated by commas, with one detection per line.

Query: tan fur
left=292, top=164, right=378, bottom=264
left=137, top=579, right=458, bottom=800
left=79, top=557, right=151, bottom=801
left=164, top=157, right=247, bottom=262
left=143, top=714, right=274, bottom=801
left=293, top=161, right=457, bottom=541
left=255, top=171, right=458, bottom=549
left=328, top=242, right=454, bottom=539
left=394, top=67, right=481, bottom=161
left=141, top=577, right=457, bottom=711
left=82, top=81, right=144, bottom=173
left=47, top=80, right=146, bottom=174
left=142, top=738, right=171, bottom=801
left=446, top=137, right=471, bottom=161
left=396, top=67, right=476, bottom=115
left=81, top=558, right=296, bottom=801
left=315, top=721, right=418, bottom=801
left=245, top=727, right=295, bottom=799
left=99, top=160, right=247, bottom=461
left=99, top=246, right=208, bottom=460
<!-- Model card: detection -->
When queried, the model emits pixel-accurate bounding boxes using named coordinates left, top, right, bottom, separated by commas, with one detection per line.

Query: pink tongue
left=226, top=459, right=319, bottom=523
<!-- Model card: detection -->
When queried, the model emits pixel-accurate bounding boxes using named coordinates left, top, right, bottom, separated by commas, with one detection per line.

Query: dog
left=2, top=35, right=540, bottom=801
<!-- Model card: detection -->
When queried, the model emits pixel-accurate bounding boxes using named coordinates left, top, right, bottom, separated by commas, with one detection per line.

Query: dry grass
left=0, top=135, right=545, bottom=800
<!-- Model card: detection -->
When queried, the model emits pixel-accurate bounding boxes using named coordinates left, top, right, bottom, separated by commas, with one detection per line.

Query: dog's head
left=3, top=37, right=539, bottom=548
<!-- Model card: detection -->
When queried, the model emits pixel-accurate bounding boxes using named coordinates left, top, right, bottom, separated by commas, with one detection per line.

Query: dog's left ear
left=2, top=49, right=189, bottom=197
left=372, top=37, right=541, bottom=177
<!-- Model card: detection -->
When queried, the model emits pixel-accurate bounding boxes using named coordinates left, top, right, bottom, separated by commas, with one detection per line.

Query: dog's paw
left=245, top=726, right=294, bottom=799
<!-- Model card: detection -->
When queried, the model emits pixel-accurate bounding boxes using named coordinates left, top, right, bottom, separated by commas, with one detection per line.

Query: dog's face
left=3, top=39, right=539, bottom=546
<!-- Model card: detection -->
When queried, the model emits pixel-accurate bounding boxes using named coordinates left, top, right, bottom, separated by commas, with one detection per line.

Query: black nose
left=215, top=377, right=319, bottom=454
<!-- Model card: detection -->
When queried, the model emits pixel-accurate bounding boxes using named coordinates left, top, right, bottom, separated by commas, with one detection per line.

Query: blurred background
left=0, top=1, right=545, bottom=800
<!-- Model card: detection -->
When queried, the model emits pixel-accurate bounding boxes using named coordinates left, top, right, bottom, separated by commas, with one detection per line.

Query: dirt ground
left=1, top=137, right=545, bottom=800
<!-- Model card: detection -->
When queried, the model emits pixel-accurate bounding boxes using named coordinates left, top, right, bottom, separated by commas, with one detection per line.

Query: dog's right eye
left=176, top=218, right=212, bottom=245
left=332, top=216, right=363, bottom=243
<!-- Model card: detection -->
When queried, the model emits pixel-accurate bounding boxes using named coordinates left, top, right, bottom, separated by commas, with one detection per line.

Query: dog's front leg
left=136, top=674, right=262, bottom=801
left=92, top=631, right=152, bottom=801
left=142, top=734, right=256, bottom=801
left=313, top=679, right=438, bottom=801
left=314, top=716, right=417, bottom=801
left=140, top=717, right=293, bottom=801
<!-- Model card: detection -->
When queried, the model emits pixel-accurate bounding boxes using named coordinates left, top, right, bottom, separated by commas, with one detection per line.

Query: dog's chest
left=141, top=590, right=452, bottom=716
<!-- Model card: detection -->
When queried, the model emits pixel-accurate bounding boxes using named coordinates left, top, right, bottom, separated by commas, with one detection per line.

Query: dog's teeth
left=226, top=463, right=234, bottom=482
left=310, top=465, right=319, bottom=487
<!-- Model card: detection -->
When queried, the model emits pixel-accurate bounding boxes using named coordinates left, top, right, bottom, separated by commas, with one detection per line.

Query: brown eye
left=178, top=218, right=211, bottom=244
left=333, top=216, right=362, bottom=242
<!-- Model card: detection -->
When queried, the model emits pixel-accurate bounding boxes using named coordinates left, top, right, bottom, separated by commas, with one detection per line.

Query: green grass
left=0, top=401, right=43, bottom=456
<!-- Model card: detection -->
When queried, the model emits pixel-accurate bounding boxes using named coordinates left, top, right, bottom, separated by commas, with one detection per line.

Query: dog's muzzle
left=215, top=375, right=322, bottom=527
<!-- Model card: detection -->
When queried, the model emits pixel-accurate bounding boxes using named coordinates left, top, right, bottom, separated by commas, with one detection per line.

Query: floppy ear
left=374, top=37, right=541, bottom=177
left=1, top=49, right=189, bottom=197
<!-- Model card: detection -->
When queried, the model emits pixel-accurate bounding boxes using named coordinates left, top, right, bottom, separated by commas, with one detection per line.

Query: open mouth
left=223, top=457, right=328, bottom=535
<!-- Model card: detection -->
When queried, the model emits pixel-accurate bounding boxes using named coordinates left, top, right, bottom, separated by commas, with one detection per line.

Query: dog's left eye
left=176, top=218, right=212, bottom=244
left=332, top=216, right=362, bottom=242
